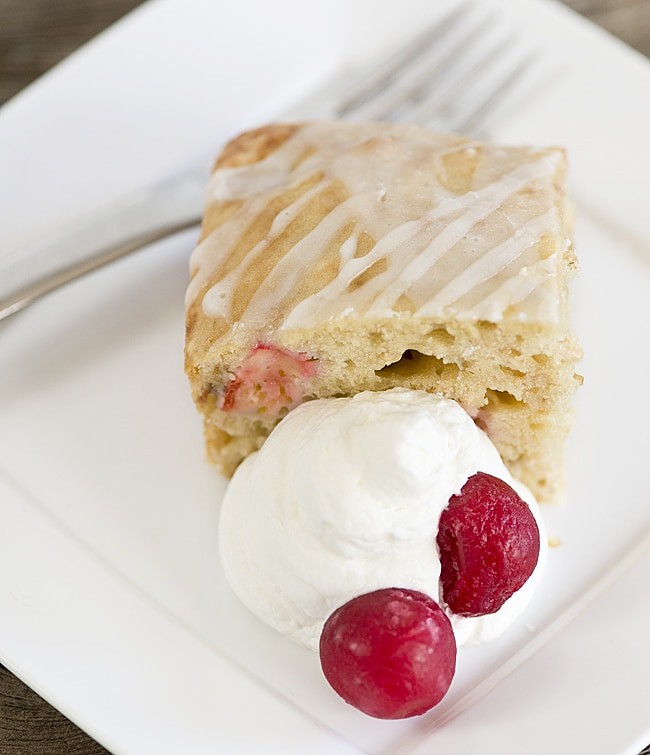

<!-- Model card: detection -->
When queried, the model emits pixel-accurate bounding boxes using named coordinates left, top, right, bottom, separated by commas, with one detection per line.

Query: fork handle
left=0, top=172, right=205, bottom=322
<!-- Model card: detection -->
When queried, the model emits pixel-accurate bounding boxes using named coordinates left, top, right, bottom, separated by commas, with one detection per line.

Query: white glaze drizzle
left=196, top=179, right=328, bottom=318
left=187, top=122, right=566, bottom=331
left=241, top=202, right=354, bottom=323
left=417, top=209, right=557, bottom=316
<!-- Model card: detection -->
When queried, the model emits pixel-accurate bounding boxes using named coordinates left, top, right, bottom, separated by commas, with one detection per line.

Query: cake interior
left=194, top=314, right=580, bottom=504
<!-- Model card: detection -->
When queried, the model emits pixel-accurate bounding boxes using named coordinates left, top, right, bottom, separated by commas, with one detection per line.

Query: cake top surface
left=186, top=121, right=571, bottom=336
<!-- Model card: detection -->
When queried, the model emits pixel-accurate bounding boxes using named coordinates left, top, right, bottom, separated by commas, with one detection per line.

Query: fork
left=0, top=4, right=537, bottom=322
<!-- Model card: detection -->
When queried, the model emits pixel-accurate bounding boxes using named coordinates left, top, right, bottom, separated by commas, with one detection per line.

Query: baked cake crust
left=185, top=121, right=582, bottom=503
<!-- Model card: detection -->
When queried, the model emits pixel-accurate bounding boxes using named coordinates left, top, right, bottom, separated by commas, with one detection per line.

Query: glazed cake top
left=186, top=121, right=572, bottom=336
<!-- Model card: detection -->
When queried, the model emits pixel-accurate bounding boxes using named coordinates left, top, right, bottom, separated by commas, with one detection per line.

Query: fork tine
left=335, top=3, right=473, bottom=117
left=354, top=19, right=491, bottom=123
left=333, top=4, right=538, bottom=139
left=402, top=33, right=516, bottom=126
left=454, top=51, right=539, bottom=135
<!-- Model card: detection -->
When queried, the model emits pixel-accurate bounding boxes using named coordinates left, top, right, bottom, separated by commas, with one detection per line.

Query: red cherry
left=319, top=588, right=456, bottom=719
left=437, top=472, right=540, bottom=617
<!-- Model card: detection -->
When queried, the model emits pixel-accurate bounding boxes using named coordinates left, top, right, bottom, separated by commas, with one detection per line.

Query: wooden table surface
left=1, top=1, right=649, bottom=753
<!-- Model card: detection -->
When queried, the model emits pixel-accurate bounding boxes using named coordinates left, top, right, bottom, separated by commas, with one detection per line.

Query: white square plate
left=1, top=1, right=649, bottom=753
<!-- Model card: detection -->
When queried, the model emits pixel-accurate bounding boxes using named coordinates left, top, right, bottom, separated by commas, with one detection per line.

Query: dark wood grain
left=1, top=1, right=649, bottom=754
left=567, top=0, right=650, bottom=55
left=0, top=665, right=109, bottom=754
left=0, top=0, right=144, bottom=104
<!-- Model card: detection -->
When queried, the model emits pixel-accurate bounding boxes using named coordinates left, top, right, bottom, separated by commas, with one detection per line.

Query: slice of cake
left=184, top=121, right=582, bottom=503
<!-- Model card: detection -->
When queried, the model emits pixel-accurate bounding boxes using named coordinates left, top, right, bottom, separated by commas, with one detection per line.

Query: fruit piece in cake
left=185, top=121, right=582, bottom=502
left=319, top=588, right=456, bottom=719
left=220, top=343, right=317, bottom=417
left=437, top=471, right=540, bottom=616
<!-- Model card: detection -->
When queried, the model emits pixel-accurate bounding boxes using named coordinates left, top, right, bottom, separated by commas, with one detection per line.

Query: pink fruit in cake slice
left=437, top=472, right=540, bottom=617
left=220, top=343, right=317, bottom=417
left=319, top=588, right=456, bottom=719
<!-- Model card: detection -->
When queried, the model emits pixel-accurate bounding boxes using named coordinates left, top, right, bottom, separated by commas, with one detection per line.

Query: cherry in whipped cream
left=437, top=472, right=540, bottom=616
left=319, top=588, right=456, bottom=719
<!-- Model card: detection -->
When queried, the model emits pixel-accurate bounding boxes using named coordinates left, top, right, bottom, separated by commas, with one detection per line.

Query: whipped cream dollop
left=219, top=388, right=547, bottom=650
